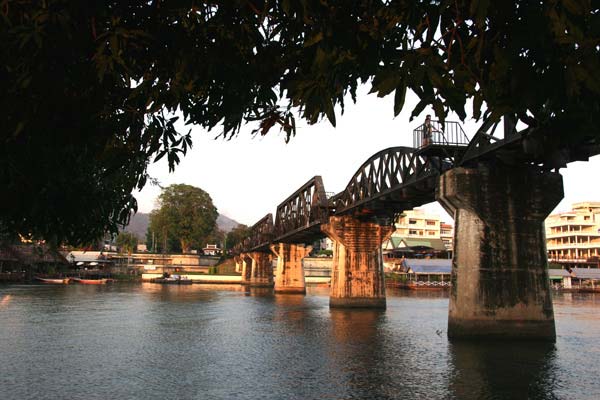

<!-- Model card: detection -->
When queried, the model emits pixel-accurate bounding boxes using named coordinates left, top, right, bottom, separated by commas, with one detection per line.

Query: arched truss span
left=273, top=176, right=329, bottom=243
left=333, top=147, right=441, bottom=216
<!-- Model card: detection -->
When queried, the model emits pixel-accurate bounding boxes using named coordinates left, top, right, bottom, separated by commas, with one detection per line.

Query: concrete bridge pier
left=270, top=243, right=311, bottom=294
left=437, top=164, right=563, bottom=340
left=248, top=251, right=274, bottom=287
left=233, top=255, right=242, bottom=274
left=322, top=215, right=394, bottom=308
left=239, top=253, right=253, bottom=285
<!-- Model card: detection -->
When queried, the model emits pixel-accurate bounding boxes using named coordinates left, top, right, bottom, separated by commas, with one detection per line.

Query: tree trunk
left=181, top=239, right=189, bottom=254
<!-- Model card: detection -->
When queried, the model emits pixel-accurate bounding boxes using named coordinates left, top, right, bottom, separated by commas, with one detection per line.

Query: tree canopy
left=147, top=184, right=218, bottom=254
left=2, top=1, right=598, bottom=245
left=115, top=231, right=138, bottom=255
left=225, top=224, right=251, bottom=252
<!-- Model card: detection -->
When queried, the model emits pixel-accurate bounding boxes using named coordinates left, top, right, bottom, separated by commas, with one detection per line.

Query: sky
left=134, top=87, right=600, bottom=226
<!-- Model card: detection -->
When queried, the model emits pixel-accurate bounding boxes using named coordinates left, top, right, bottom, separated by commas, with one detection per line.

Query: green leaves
left=2, top=0, right=599, bottom=246
left=394, top=83, right=407, bottom=117
left=149, top=184, right=218, bottom=253
left=304, top=31, right=324, bottom=47
left=371, top=68, right=402, bottom=98
left=115, top=231, right=138, bottom=255
left=469, top=0, right=491, bottom=25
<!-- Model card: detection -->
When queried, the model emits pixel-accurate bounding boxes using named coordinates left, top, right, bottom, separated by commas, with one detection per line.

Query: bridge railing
left=413, top=120, right=469, bottom=149
left=239, top=213, right=274, bottom=252
left=332, top=146, right=437, bottom=215
left=273, top=176, right=329, bottom=241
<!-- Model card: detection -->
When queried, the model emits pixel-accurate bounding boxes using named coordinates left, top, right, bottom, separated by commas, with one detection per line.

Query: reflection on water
left=328, top=309, right=392, bottom=399
left=246, top=286, right=275, bottom=298
left=0, top=284, right=598, bottom=399
left=448, top=341, right=559, bottom=400
left=386, top=287, right=451, bottom=299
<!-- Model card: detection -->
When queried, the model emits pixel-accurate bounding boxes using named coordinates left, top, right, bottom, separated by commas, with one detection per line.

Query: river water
left=0, top=283, right=598, bottom=400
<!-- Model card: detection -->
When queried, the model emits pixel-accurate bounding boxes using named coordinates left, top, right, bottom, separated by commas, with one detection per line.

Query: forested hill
left=216, top=214, right=241, bottom=233
left=124, top=212, right=241, bottom=241
left=123, top=213, right=150, bottom=240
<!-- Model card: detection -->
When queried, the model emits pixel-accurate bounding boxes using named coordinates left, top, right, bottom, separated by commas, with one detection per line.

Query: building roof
left=66, top=251, right=111, bottom=264
left=549, top=268, right=600, bottom=279
left=399, top=238, right=447, bottom=251
left=405, top=258, right=452, bottom=274
left=572, top=202, right=600, bottom=209
left=388, top=237, right=404, bottom=248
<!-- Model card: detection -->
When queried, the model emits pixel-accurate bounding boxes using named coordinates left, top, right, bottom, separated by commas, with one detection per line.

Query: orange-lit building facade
left=545, top=202, right=600, bottom=268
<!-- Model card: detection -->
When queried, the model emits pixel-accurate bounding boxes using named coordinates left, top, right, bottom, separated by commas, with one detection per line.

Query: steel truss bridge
left=235, top=116, right=600, bottom=254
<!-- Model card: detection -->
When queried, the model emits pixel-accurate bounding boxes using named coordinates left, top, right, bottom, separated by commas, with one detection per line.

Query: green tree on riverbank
left=147, top=184, right=218, bottom=254
left=225, top=225, right=250, bottom=253
left=116, top=232, right=138, bottom=255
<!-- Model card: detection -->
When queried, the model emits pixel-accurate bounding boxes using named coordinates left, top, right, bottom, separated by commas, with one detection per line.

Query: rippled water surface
left=0, top=284, right=598, bottom=400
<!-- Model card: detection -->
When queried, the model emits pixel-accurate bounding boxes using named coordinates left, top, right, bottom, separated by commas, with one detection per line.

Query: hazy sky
left=135, top=88, right=600, bottom=226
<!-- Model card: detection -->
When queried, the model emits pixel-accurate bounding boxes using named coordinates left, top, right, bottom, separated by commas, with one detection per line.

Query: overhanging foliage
left=1, top=1, right=598, bottom=244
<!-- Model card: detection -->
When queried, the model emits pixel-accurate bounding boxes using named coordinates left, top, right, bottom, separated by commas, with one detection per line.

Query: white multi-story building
left=440, top=222, right=454, bottom=252
left=395, top=209, right=442, bottom=238
left=383, top=209, right=454, bottom=258
left=545, top=202, right=600, bottom=267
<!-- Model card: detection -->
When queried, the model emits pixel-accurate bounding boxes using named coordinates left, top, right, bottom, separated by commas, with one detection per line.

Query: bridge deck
left=416, top=143, right=468, bottom=159
left=273, top=222, right=324, bottom=244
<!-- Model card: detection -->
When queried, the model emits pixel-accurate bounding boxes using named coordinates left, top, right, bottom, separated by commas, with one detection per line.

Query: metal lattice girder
left=458, top=114, right=600, bottom=168
left=273, top=176, right=330, bottom=243
left=243, top=213, right=274, bottom=252
left=332, top=146, right=442, bottom=217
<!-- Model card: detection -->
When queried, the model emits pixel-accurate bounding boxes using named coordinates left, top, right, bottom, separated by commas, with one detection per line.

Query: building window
left=409, top=219, right=417, bottom=225
left=426, top=220, right=436, bottom=226
left=409, top=230, right=418, bottom=235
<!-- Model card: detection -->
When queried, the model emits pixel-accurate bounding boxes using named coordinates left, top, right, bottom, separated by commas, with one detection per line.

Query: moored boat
left=71, top=278, right=108, bottom=285
left=35, top=277, right=70, bottom=284
left=579, top=287, right=600, bottom=293
left=151, top=274, right=192, bottom=284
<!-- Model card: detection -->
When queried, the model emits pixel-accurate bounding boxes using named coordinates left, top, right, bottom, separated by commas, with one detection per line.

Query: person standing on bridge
left=423, top=115, right=439, bottom=147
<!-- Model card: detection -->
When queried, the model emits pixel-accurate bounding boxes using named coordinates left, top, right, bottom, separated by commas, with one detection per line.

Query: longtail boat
left=35, top=277, right=70, bottom=284
left=71, top=278, right=107, bottom=285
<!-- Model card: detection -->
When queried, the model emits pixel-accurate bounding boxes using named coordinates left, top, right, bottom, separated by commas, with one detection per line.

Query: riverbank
left=141, top=273, right=331, bottom=286
left=142, top=273, right=242, bottom=284
left=5, top=273, right=600, bottom=293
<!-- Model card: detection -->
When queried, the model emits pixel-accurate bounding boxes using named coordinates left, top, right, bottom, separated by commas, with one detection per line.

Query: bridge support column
left=239, top=253, right=252, bottom=285
left=248, top=252, right=274, bottom=287
left=233, top=256, right=242, bottom=274
left=437, top=164, right=563, bottom=340
left=322, top=215, right=394, bottom=308
left=270, top=243, right=311, bottom=294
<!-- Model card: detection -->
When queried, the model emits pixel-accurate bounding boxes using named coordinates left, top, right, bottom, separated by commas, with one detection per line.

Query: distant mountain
left=124, top=212, right=241, bottom=242
left=123, top=213, right=150, bottom=241
left=216, top=214, right=241, bottom=233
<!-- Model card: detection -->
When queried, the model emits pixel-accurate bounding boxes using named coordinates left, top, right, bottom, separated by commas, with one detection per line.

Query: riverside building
left=383, top=209, right=453, bottom=262
left=545, top=202, right=600, bottom=268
